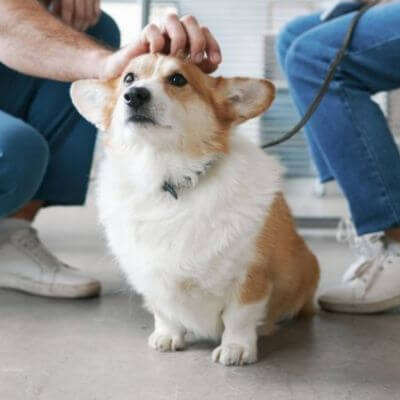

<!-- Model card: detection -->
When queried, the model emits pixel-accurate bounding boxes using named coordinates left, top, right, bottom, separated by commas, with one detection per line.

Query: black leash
left=261, top=0, right=379, bottom=149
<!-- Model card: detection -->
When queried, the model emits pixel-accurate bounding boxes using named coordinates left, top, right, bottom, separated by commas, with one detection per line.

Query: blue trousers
left=0, top=13, right=120, bottom=217
left=276, top=2, right=400, bottom=235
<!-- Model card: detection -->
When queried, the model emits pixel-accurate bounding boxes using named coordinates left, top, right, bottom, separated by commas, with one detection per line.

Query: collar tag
left=161, top=156, right=219, bottom=200
left=162, top=181, right=178, bottom=200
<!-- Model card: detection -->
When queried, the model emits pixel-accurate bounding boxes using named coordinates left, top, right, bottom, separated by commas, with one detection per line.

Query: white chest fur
left=96, top=134, right=282, bottom=339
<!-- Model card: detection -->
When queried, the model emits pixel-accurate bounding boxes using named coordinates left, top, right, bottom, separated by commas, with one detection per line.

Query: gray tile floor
left=1, top=200, right=400, bottom=400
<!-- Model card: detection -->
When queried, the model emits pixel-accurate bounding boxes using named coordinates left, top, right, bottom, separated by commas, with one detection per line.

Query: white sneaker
left=0, top=225, right=101, bottom=298
left=319, top=219, right=400, bottom=314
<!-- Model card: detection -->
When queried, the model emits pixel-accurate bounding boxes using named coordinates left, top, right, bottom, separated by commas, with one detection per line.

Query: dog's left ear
left=70, top=79, right=115, bottom=131
left=218, top=77, right=275, bottom=124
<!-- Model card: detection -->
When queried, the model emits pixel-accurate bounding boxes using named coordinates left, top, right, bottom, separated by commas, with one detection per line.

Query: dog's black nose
left=123, top=87, right=151, bottom=109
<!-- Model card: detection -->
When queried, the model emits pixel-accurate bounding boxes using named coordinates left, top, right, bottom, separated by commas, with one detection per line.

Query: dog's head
left=71, top=54, right=275, bottom=155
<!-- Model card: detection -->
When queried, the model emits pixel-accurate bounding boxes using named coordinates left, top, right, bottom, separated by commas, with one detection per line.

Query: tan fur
left=240, top=193, right=320, bottom=328
left=102, top=78, right=119, bottom=133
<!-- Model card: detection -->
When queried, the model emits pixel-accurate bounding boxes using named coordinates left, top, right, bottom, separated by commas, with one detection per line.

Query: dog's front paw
left=212, top=343, right=257, bottom=366
left=148, top=331, right=185, bottom=352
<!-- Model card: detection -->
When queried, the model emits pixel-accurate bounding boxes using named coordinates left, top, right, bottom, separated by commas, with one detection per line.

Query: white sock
left=387, top=238, right=400, bottom=251
left=0, top=218, right=31, bottom=239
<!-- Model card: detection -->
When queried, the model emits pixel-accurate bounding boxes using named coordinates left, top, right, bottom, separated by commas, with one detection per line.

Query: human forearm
left=0, top=1, right=222, bottom=82
left=0, top=0, right=111, bottom=81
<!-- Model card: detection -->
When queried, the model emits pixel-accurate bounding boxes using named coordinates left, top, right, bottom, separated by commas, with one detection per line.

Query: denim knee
left=88, top=12, right=121, bottom=49
left=277, top=13, right=324, bottom=77
left=284, top=35, right=316, bottom=85
left=276, top=24, right=294, bottom=70
left=276, top=15, right=313, bottom=71
left=0, top=125, right=49, bottom=217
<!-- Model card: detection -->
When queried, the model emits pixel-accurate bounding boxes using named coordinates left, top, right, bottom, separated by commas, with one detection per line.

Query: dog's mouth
left=126, top=113, right=173, bottom=130
left=127, top=113, right=156, bottom=125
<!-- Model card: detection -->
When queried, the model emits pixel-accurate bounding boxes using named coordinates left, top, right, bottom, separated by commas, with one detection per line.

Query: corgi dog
left=70, top=54, right=319, bottom=366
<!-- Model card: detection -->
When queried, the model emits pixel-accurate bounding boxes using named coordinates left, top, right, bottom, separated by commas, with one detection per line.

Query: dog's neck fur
left=106, top=136, right=221, bottom=199
left=162, top=153, right=220, bottom=199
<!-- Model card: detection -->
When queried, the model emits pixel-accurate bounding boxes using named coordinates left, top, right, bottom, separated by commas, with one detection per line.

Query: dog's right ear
left=70, top=79, right=115, bottom=131
left=215, top=77, right=275, bottom=125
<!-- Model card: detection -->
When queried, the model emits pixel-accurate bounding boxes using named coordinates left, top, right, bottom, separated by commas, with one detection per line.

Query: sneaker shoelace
left=359, top=242, right=400, bottom=294
left=336, top=218, right=384, bottom=287
left=380, top=239, right=400, bottom=266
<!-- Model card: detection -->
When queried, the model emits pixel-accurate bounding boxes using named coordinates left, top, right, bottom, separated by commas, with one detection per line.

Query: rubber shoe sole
left=0, top=273, right=101, bottom=299
left=318, top=295, right=400, bottom=314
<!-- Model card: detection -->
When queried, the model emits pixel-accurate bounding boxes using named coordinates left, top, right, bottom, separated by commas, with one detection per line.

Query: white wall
left=102, top=1, right=141, bottom=45
left=179, top=0, right=267, bottom=79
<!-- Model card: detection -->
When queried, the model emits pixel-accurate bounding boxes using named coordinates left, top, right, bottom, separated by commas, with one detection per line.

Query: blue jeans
left=0, top=13, right=120, bottom=217
left=276, top=2, right=400, bottom=235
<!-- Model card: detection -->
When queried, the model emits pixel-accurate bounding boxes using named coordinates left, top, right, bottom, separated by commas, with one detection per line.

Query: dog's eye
left=168, top=73, right=187, bottom=87
left=124, top=73, right=135, bottom=85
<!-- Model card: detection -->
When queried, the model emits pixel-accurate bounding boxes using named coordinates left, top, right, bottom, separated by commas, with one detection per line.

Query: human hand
left=51, top=0, right=101, bottom=31
left=98, top=14, right=222, bottom=80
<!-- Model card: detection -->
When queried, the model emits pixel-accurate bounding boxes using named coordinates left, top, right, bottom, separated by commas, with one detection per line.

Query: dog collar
left=162, top=158, right=218, bottom=200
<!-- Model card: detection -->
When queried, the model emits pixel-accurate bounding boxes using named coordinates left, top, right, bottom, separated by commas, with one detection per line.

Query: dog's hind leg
left=298, top=295, right=318, bottom=317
